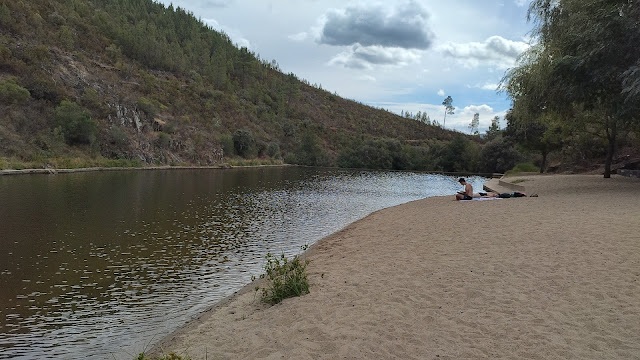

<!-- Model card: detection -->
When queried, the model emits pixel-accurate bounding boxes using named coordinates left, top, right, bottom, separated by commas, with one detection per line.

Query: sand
left=151, top=174, right=640, bottom=359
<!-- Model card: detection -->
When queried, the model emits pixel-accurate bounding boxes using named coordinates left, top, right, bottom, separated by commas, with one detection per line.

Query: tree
left=421, top=112, right=430, bottom=125
left=505, top=0, right=640, bottom=177
left=232, top=129, right=255, bottom=158
left=504, top=110, right=563, bottom=173
left=486, top=115, right=501, bottom=140
left=441, top=96, right=455, bottom=128
left=54, top=100, right=97, bottom=145
left=480, top=136, right=522, bottom=173
left=469, top=113, right=479, bottom=135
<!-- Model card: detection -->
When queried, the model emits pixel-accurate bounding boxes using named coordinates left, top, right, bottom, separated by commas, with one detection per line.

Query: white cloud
left=439, top=35, right=530, bottom=69
left=514, top=0, right=529, bottom=7
left=467, top=83, right=499, bottom=91
left=366, top=101, right=505, bottom=132
left=437, top=89, right=445, bottom=96
left=461, top=104, right=494, bottom=115
left=156, top=0, right=531, bottom=130
left=328, top=44, right=421, bottom=70
left=288, top=32, right=309, bottom=41
left=318, top=0, right=435, bottom=49
left=202, top=18, right=252, bottom=49
left=200, top=0, right=234, bottom=7
left=358, top=75, right=377, bottom=82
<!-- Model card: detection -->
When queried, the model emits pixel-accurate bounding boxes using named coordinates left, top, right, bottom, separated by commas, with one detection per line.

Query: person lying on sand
left=474, top=192, right=500, bottom=198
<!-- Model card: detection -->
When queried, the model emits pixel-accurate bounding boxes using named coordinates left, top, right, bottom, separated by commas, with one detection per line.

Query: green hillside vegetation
left=2, top=0, right=636, bottom=175
left=0, top=0, right=511, bottom=173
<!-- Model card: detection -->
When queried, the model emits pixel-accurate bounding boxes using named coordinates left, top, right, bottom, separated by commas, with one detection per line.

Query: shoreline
left=0, top=163, right=501, bottom=178
left=149, top=174, right=640, bottom=359
left=0, top=163, right=294, bottom=176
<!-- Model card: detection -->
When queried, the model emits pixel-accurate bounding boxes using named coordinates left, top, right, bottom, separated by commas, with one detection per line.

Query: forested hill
left=0, top=0, right=481, bottom=171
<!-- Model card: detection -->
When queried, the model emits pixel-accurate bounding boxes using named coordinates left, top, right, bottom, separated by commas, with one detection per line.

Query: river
left=0, top=167, right=485, bottom=359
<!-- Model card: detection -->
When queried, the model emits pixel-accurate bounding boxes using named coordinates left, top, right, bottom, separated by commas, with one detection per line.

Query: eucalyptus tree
left=503, top=0, right=640, bottom=177
left=469, top=113, right=480, bottom=135
left=485, top=116, right=501, bottom=141
left=441, top=96, right=455, bottom=128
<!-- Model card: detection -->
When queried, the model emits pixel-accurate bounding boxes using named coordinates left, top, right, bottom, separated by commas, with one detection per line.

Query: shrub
left=296, top=130, right=330, bottom=166
left=156, top=132, right=171, bottom=148
left=480, top=137, right=522, bottom=173
left=266, top=142, right=281, bottom=159
left=232, top=129, right=255, bottom=158
left=54, top=100, right=97, bottom=145
left=57, top=25, right=75, bottom=50
left=256, top=252, right=310, bottom=305
left=0, top=78, right=30, bottom=104
left=136, top=352, right=190, bottom=360
left=137, top=97, right=165, bottom=118
left=109, top=126, right=128, bottom=147
left=81, top=88, right=99, bottom=107
left=218, top=133, right=235, bottom=158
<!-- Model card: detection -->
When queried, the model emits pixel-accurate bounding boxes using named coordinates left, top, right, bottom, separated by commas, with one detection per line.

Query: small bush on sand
left=256, top=250, right=310, bottom=305
left=136, top=351, right=190, bottom=360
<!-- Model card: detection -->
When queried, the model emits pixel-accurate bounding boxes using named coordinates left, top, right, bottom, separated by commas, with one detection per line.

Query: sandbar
left=151, top=174, right=640, bottom=359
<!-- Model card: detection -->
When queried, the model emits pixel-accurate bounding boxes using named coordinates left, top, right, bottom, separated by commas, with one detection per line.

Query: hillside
left=0, top=0, right=488, bottom=172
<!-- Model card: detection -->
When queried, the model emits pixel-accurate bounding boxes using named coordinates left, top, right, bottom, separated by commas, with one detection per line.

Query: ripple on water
left=0, top=168, right=485, bottom=359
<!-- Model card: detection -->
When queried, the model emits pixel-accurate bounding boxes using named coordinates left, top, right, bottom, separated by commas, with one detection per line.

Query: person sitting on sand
left=455, top=178, right=473, bottom=201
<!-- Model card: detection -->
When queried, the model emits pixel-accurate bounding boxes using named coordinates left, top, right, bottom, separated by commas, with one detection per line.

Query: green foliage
left=480, top=137, right=522, bottom=174
left=295, top=130, right=330, bottom=166
left=0, top=4, right=11, bottom=28
left=266, top=142, right=281, bottom=159
left=0, top=0, right=489, bottom=171
left=54, top=100, right=97, bottom=145
left=156, top=132, right=171, bottom=148
left=0, top=78, right=30, bottom=104
left=137, top=97, right=165, bottom=118
left=257, top=252, right=310, bottom=305
left=23, top=71, right=61, bottom=102
left=441, top=95, right=455, bottom=127
left=226, top=158, right=283, bottom=167
left=57, top=25, right=75, bottom=50
left=81, top=88, right=100, bottom=107
left=434, top=136, right=473, bottom=172
left=485, top=116, right=501, bottom=141
left=232, top=129, right=255, bottom=158
left=0, top=43, right=13, bottom=68
left=218, top=133, right=235, bottom=158
left=504, top=0, right=640, bottom=177
left=109, top=126, right=128, bottom=147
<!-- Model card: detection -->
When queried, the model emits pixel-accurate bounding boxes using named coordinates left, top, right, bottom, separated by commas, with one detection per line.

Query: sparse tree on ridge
left=485, top=115, right=501, bottom=140
left=441, top=96, right=455, bottom=128
left=469, top=113, right=479, bottom=135
left=421, top=112, right=430, bottom=125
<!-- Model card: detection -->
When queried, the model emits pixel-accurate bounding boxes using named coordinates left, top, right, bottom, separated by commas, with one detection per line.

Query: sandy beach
left=151, top=174, right=640, bottom=359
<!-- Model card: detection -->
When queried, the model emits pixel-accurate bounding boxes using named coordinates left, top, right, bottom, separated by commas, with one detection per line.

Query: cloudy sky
left=158, top=0, right=533, bottom=133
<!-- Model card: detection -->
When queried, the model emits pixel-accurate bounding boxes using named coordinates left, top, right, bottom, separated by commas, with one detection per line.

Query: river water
left=0, top=167, right=485, bottom=359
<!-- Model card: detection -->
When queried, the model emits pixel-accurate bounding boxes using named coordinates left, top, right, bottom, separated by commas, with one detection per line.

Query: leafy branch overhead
left=502, top=0, right=640, bottom=177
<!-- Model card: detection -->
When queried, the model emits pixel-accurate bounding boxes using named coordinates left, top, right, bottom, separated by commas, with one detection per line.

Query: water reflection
left=0, top=167, right=485, bottom=359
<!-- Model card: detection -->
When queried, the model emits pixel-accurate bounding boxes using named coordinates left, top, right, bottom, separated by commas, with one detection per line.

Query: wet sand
left=151, top=174, right=640, bottom=359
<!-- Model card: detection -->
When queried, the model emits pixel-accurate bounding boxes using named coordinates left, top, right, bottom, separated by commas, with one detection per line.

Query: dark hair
left=458, top=178, right=466, bottom=183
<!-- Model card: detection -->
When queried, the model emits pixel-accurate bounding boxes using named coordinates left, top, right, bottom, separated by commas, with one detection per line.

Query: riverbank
left=150, top=174, right=639, bottom=359
left=0, top=162, right=292, bottom=176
